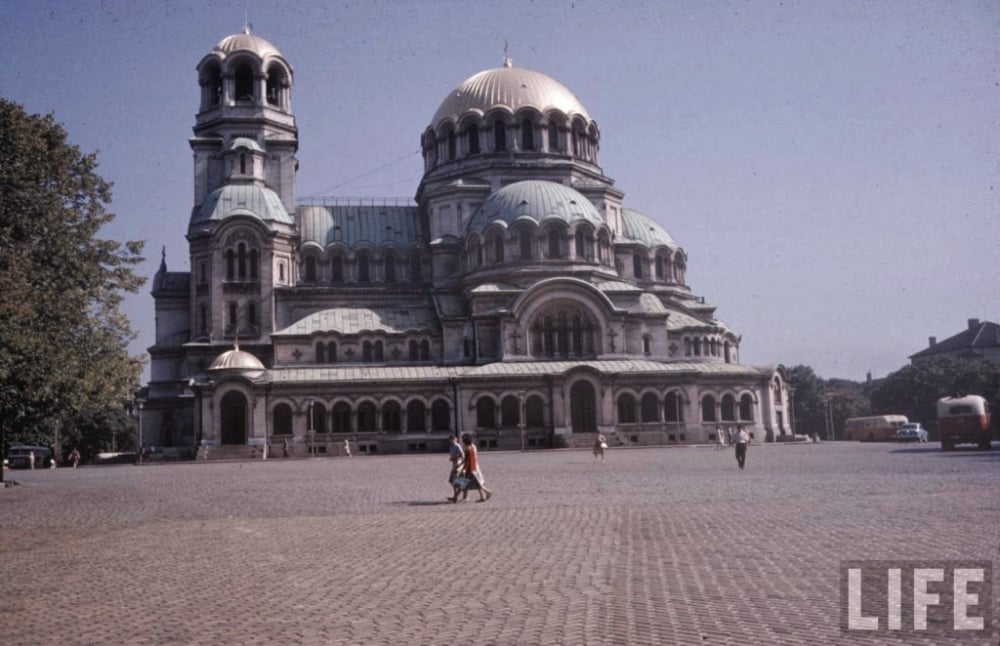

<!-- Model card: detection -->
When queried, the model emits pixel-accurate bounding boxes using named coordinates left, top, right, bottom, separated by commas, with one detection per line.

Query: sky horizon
left=2, top=0, right=998, bottom=383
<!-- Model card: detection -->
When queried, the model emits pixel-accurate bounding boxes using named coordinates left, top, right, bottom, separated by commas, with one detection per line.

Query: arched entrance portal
left=220, top=391, right=248, bottom=444
left=570, top=380, right=597, bottom=433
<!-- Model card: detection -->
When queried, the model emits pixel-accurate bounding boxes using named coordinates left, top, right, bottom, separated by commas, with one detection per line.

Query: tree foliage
left=0, top=99, right=145, bottom=451
left=871, top=356, right=1000, bottom=431
left=786, top=366, right=870, bottom=439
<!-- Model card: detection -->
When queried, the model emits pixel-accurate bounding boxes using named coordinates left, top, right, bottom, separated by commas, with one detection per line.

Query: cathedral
left=143, top=27, right=793, bottom=457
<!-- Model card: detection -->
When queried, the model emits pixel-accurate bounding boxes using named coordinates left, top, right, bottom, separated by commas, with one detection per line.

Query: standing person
left=69, top=448, right=81, bottom=468
left=446, top=433, right=465, bottom=503
left=28, top=450, right=35, bottom=470
left=461, top=433, right=492, bottom=502
left=343, top=439, right=352, bottom=457
left=715, top=426, right=725, bottom=449
left=282, top=438, right=289, bottom=458
left=593, top=433, right=607, bottom=461
left=735, top=426, right=750, bottom=470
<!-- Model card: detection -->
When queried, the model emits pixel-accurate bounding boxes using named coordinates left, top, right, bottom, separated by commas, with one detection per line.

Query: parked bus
left=938, top=395, right=992, bottom=451
left=844, top=415, right=908, bottom=442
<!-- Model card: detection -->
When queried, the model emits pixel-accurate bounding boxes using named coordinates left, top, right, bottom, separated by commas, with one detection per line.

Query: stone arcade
left=143, top=27, right=793, bottom=457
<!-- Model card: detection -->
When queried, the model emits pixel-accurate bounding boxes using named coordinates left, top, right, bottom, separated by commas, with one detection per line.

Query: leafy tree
left=871, top=356, right=1000, bottom=433
left=0, top=99, right=145, bottom=463
left=787, top=365, right=825, bottom=435
left=786, top=366, right=870, bottom=439
left=60, top=408, right=137, bottom=464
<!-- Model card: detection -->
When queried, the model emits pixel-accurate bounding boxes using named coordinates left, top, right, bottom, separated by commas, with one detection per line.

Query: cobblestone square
left=1, top=442, right=997, bottom=645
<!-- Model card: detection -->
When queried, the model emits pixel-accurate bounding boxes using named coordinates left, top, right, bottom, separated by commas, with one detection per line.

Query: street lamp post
left=308, top=399, right=315, bottom=456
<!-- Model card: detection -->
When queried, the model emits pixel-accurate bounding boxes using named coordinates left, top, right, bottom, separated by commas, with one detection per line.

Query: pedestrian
left=715, top=426, right=725, bottom=449
left=593, top=433, right=607, bottom=461
left=446, top=433, right=465, bottom=503
left=735, top=426, right=750, bottom=470
left=28, top=450, right=35, bottom=470
left=69, top=448, right=81, bottom=468
left=343, top=438, right=352, bottom=457
left=460, top=433, right=492, bottom=502
left=282, top=438, right=289, bottom=458
left=727, top=426, right=735, bottom=446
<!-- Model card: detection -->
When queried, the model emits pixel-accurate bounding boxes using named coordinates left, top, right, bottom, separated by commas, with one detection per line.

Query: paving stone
left=0, top=443, right=997, bottom=644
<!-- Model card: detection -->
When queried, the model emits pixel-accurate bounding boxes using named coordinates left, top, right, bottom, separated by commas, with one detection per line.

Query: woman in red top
left=461, top=433, right=493, bottom=502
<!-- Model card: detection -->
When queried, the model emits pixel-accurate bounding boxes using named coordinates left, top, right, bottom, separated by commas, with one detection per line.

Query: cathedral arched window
left=547, top=228, right=563, bottom=259
left=328, top=341, right=337, bottom=363
left=409, top=340, right=418, bottom=362
left=383, top=401, right=401, bottom=433
left=519, top=230, right=533, bottom=260
left=501, top=396, right=520, bottom=428
left=492, top=235, right=504, bottom=263
left=358, top=402, right=376, bottom=432
left=467, top=124, right=480, bottom=155
left=247, top=302, right=257, bottom=329
left=384, top=252, right=397, bottom=284
left=266, top=67, right=283, bottom=107
left=234, top=62, right=254, bottom=102
left=330, top=255, right=343, bottom=283
left=357, top=254, right=370, bottom=283
left=655, top=255, right=664, bottom=279
left=739, top=394, right=754, bottom=421
left=249, top=249, right=258, bottom=280
left=304, top=256, right=316, bottom=282
left=363, top=341, right=372, bottom=362
left=641, top=393, right=660, bottom=423
left=633, top=253, right=644, bottom=279
left=447, top=130, right=456, bottom=161
left=721, top=394, right=736, bottom=422
left=332, top=402, right=351, bottom=433
left=315, top=342, right=325, bottom=363
left=548, top=121, right=560, bottom=152
left=521, top=118, right=535, bottom=151
left=310, top=402, right=327, bottom=434
left=203, top=64, right=222, bottom=109
left=420, top=340, right=430, bottom=360
left=665, top=392, right=684, bottom=423
left=701, top=395, right=717, bottom=422
left=493, top=121, right=507, bottom=152
left=198, top=303, right=207, bottom=336
left=476, top=397, right=496, bottom=429
left=617, top=394, right=637, bottom=424
left=531, top=303, right=597, bottom=359
left=272, top=404, right=292, bottom=436
left=237, top=243, right=247, bottom=279
left=407, top=400, right=426, bottom=432
left=374, top=340, right=383, bottom=362
left=226, top=249, right=235, bottom=280
left=526, top=396, right=545, bottom=428
left=724, top=341, right=732, bottom=363
left=432, top=399, right=451, bottom=431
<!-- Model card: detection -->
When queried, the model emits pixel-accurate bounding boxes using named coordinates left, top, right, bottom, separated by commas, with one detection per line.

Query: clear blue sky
left=2, top=0, right=997, bottom=382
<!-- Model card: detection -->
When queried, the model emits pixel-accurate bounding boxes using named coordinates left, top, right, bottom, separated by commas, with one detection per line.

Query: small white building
left=143, top=28, right=793, bottom=457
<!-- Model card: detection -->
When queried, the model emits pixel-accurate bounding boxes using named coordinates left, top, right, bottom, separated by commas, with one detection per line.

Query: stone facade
left=142, top=29, right=793, bottom=456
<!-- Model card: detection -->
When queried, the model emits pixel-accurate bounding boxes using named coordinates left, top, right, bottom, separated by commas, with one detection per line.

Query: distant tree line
left=787, top=356, right=1000, bottom=440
